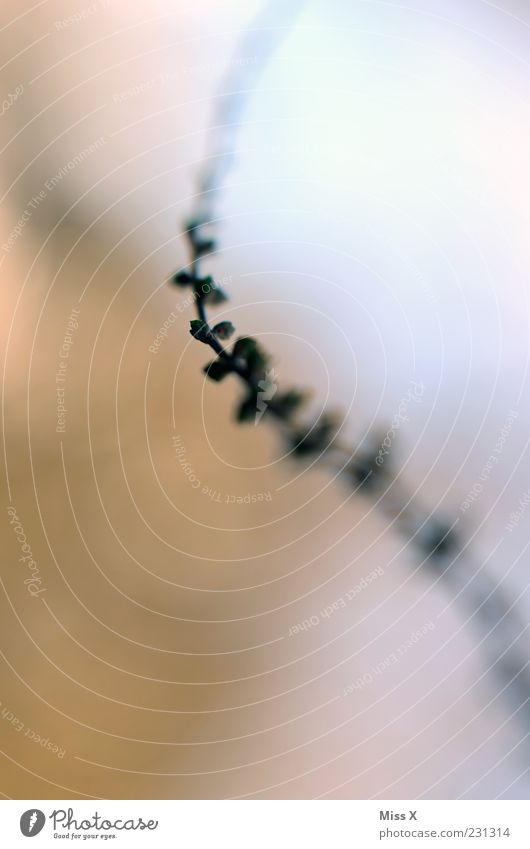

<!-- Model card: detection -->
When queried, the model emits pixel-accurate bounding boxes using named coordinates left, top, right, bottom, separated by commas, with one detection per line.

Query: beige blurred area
left=0, top=0, right=529, bottom=799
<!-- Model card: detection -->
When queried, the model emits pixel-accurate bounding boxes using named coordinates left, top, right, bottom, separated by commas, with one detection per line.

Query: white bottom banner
left=0, top=800, right=528, bottom=847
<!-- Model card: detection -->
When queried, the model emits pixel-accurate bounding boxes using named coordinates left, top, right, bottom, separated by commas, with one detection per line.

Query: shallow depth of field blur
left=0, top=0, right=529, bottom=799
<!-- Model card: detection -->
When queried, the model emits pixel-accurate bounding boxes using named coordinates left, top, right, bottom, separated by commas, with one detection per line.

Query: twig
left=167, top=0, right=530, bottom=747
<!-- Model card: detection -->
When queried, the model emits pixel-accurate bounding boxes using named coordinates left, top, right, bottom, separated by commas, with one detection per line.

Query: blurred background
left=0, top=0, right=529, bottom=799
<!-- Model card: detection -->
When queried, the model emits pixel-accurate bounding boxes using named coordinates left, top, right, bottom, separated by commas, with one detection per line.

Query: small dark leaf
left=189, top=319, right=207, bottom=339
left=233, top=337, right=258, bottom=359
left=171, top=270, right=194, bottom=287
left=203, top=359, right=232, bottom=382
left=212, top=321, right=235, bottom=340
left=350, top=458, right=377, bottom=489
left=198, top=275, right=214, bottom=294
left=195, top=237, right=216, bottom=256
left=348, top=446, right=389, bottom=490
left=197, top=276, right=228, bottom=304
left=272, top=389, right=308, bottom=420
left=185, top=217, right=203, bottom=234
left=236, top=391, right=259, bottom=423
left=246, top=347, right=268, bottom=377
left=290, top=413, right=339, bottom=457
left=421, top=522, right=458, bottom=560
left=232, top=337, right=268, bottom=378
left=186, top=219, right=217, bottom=256
left=204, top=286, right=228, bottom=305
